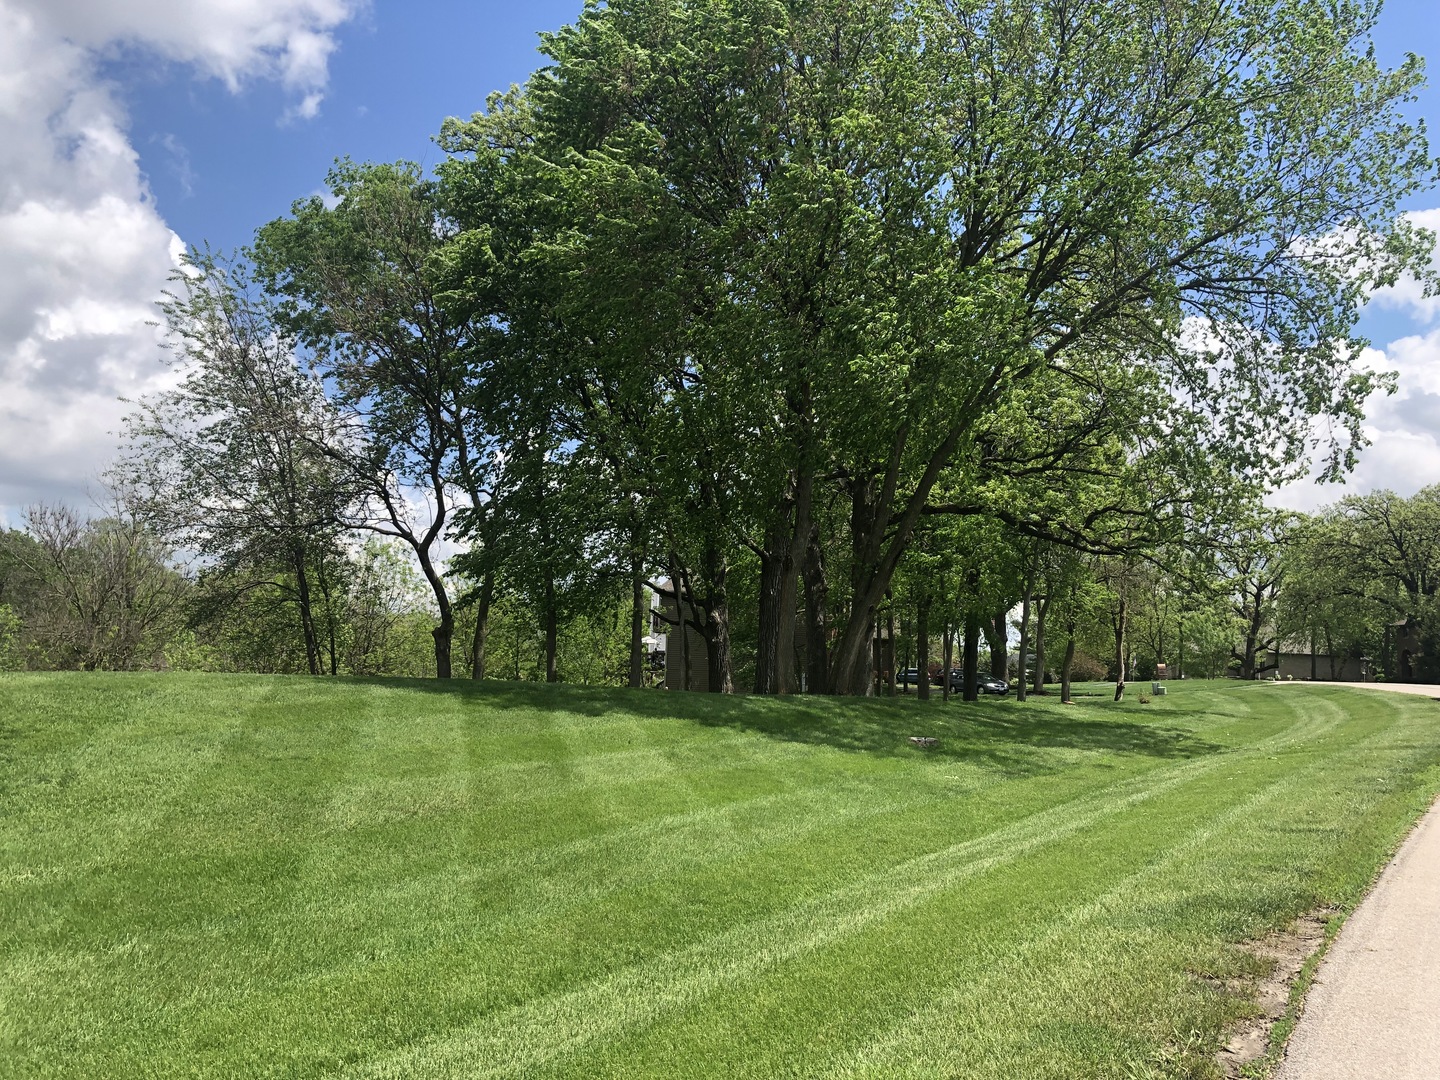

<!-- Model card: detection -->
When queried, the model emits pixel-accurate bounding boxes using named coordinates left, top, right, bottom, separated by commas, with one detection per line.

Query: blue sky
left=1, top=0, right=1439, bottom=516
left=119, top=2, right=581, bottom=254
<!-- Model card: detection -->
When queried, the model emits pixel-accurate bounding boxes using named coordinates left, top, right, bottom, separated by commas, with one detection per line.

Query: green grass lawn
left=2, top=674, right=1438, bottom=1079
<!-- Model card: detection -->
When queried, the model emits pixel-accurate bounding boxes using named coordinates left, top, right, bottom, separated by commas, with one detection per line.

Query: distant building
left=1385, top=618, right=1428, bottom=683
left=652, top=579, right=710, bottom=691
left=1267, top=645, right=1371, bottom=682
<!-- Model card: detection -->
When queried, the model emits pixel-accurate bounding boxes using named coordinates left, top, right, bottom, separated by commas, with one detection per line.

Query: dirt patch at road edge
left=1206, top=907, right=1338, bottom=1078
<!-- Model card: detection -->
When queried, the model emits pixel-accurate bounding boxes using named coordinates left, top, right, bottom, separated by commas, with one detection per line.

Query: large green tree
left=254, top=161, right=502, bottom=680
left=438, top=0, right=1434, bottom=694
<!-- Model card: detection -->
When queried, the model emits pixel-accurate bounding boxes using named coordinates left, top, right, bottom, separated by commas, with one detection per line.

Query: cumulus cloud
left=1368, top=207, right=1440, bottom=325
left=1272, top=328, right=1440, bottom=511
left=0, top=0, right=357, bottom=517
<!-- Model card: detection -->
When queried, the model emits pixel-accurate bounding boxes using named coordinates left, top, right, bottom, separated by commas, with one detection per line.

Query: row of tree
left=10, top=0, right=1434, bottom=694
left=9, top=488, right=1437, bottom=695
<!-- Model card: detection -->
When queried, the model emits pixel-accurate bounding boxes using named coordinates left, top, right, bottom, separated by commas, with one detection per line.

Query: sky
left=1, top=0, right=1438, bottom=520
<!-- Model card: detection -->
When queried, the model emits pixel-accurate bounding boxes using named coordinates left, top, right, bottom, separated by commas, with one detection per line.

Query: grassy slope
left=1, top=675, right=1438, bottom=1079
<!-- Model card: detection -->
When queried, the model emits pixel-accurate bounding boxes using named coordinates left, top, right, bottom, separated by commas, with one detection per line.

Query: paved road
left=1291, top=680, right=1440, bottom=698
left=1276, top=681, right=1440, bottom=1080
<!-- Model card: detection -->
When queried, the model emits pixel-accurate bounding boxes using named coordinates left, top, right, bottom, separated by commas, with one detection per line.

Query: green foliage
left=0, top=603, right=21, bottom=672
left=430, top=0, right=1435, bottom=693
left=481, top=587, right=633, bottom=685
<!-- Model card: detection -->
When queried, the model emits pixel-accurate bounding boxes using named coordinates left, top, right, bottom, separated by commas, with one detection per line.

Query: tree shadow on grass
left=357, top=677, right=1223, bottom=778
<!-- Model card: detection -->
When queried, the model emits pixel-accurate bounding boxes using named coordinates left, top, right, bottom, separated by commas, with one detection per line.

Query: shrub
left=1067, top=651, right=1107, bottom=682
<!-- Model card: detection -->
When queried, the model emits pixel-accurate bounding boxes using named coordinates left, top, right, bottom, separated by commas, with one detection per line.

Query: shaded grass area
left=1, top=674, right=1437, bottom=1078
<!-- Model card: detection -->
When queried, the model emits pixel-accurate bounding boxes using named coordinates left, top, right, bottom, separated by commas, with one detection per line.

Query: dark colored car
left=897, top=668, right=924, bottom=688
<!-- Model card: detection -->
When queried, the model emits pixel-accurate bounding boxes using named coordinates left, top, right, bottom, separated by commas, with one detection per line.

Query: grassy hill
left=2, top=674, right=1438, bottom=1078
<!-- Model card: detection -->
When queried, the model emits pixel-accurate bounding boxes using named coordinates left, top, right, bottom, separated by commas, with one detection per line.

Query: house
left=1267, top=645, right=1371, bottom=682
left=1384, top=618, right=1429, bottom=682
left=652, top=580, right=710, bottom=691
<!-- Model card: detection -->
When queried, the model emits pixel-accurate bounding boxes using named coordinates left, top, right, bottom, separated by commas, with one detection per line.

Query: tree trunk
left=1060, top=627, right=1077, bottom=704
left=756, top=473, right=811, bottom=695
left=1016, top=580, right=1033, bottom=703
left=293, top=546, right=320, bottom=676
left=544, top=573, right=559, bottom=683
left=416, top=547, right=454, bottom=680
left=1113, top=594, right=1128, bottom=701
left=1032, top=593, right=1052, bottom=694
left=471, top=572, right=493, bottom=680
left=702, top=541, right=733, bottom=694
left=886, top=604, right=897, bottom=697
left=313, top=552, right=339, bottom=676
left=754, top=525, right=789, bottom=695
left=629, top=554, right=646, bottom=689
left=826, top=420, right=978, bottom=695
left=872, top=625, right=883, bottom=697
left=801, top=523, right=829, bottom=695
left=1311, top=630, right=1318, bottom=681
left=917, top=597, right=931, bottom=702
left=677, top=585, right=692, bottom=691
left=985, top=608, right=1008, bottom=678
left=706, top=598, right=733, bottom=694
left=962, top=609, right=980, bottom=702
left=942, top=624, right=953, bottom=703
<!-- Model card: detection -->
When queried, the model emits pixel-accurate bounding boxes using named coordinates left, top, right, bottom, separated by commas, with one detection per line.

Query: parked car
left=896, top=668, right=924, bottom=688
left=936, top=670, right=1010, bottom=694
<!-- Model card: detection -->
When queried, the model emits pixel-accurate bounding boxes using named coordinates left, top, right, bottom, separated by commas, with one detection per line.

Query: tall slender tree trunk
left=293, top=546, right=321, bottom=676
left=706, top=599, right=733, bottom=694
left=755, top=526, right=789, bottom=694
left=414, top=545, right=454, bottom=679
left=942, top=624, right=953, bottom=703
left=1060, top=625, right=1077, bottom=704
left=471, top=572, right=493, bottom=680
left=677, top=590, right=693, bottom=691
left=1311, top=630, right=1318, bottom=681
left=962, top=609, right=980, bottom=702
left=916, top=597, right=931, bottom=702
left=1113, top=595, right=1128, bottom=701
left=1016, top=579, right=1033, bottom=703
left=886, top=604, right=897, bottom=697
left=629, top=554, right=646, bottom=689
left=544, top=573, right=559, bottom=684
left=313, top=552, right=339, bottom=675
left=755, top=473, right=811, bottom=695
left=872, top=624, right=883, bottom=697
left=985, top=608, right=1008, bottom=678
left=802, top=524, right=829, bottom=695
left=1032, top=593, right=1052, bottom=694
left=702, top=541, right=733, bottom=694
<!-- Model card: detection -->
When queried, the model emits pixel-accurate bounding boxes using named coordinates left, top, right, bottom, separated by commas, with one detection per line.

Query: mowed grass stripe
left=3, top=676, right=1438, bottom=1080
left=0, top=679, right=1324, bottom=1077
left=535, top=688, right=1433, bottom=1079
left=821, top=699, right=1428, bottom=1079
left=340, top=691, right=1345, bottom=1078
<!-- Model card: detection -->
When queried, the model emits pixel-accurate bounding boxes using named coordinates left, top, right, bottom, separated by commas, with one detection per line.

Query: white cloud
left=1368, top=208, right=1440, bottom=324
left=0, top=0, right=358, bottom=519
left=1272, top=329, right=1440, bottom=511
